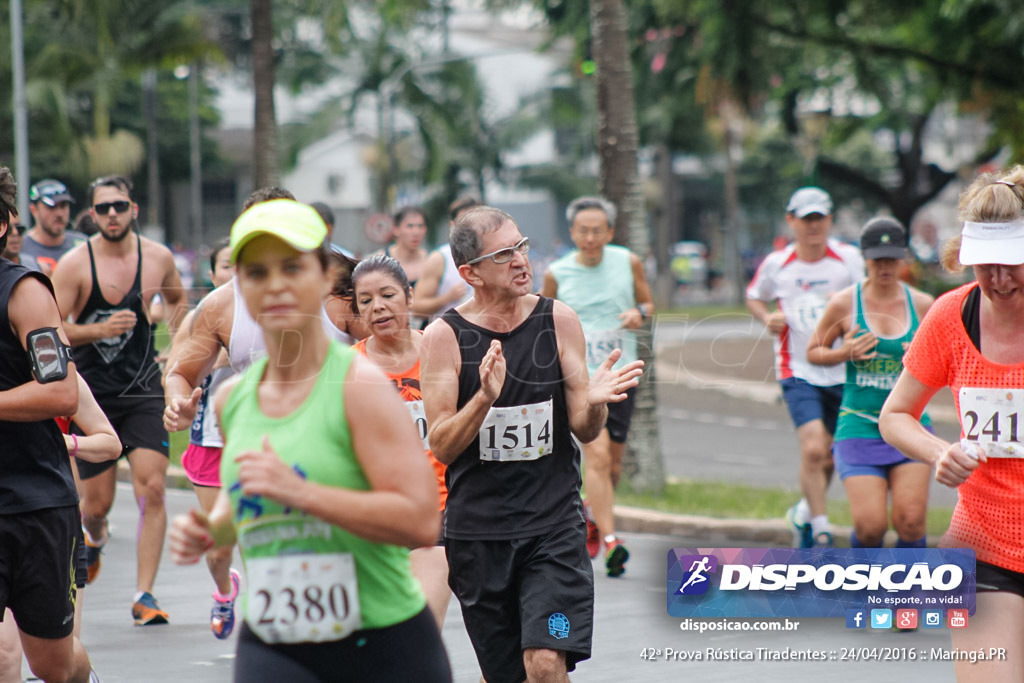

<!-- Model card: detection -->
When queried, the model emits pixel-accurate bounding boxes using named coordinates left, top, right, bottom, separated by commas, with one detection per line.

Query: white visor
left=959, top=219, right=1024, bottom=266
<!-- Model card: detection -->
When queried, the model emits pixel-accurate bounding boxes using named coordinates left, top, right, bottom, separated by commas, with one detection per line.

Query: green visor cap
left=230, top=199, right=328, bottom=264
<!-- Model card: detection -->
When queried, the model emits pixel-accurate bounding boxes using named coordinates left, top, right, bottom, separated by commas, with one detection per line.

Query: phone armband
left=26, top=327, right=72, bottom=383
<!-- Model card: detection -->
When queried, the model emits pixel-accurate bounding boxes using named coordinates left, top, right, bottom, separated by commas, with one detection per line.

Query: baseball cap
left=860, top=217, right=907, bottom=260
left=786, top=187, right=833, bottom=218
left=29, top=179, right=74, bottom=207
left=229, top=199, right=328, bottom=264
left=959, top=218, right=1024, bottom=266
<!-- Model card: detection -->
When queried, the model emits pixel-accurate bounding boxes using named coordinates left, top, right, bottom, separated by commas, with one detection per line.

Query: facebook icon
left=845, top=609, right=866, bottom=629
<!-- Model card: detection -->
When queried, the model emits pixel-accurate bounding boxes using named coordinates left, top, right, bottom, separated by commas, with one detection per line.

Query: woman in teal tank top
left=807, top=218, right=935, bottom=548
left=169, top=199, right=450, bottom=682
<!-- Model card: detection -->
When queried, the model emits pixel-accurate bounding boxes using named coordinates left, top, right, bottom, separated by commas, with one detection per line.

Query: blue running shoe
left=210, top=568, right=241, bottom=639
left=132, top=591, right=169, bottom=626
left=786, top=504, right=813, bottom=548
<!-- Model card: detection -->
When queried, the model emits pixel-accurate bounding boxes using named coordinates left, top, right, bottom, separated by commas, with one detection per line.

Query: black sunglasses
left=94, top=200, right=132, bottom=215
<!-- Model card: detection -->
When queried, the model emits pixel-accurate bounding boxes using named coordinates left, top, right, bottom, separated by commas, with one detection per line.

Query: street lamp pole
left=10, top=0, right=30, bottom=218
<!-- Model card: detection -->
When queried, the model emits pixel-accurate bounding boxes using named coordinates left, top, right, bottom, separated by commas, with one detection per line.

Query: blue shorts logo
left=548, top=612, right=570, bottom=639
left=675, top=554, right=718, bottom=595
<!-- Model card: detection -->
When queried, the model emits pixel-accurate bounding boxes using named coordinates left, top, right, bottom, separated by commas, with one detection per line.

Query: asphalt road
left=652, top=314, right=962, bottom=509
left=26, top=483, right=960, bottom=683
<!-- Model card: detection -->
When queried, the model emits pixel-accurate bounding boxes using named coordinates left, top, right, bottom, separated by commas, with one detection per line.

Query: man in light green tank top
left=541, top=196, right=654, bottom=577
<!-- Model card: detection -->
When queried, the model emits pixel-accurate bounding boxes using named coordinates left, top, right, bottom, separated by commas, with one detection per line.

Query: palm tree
left=30, top=0, right=214, bottom=181
left=590, top=0, right=664, bottom=493
left=250, top=0, right=278, bottom=187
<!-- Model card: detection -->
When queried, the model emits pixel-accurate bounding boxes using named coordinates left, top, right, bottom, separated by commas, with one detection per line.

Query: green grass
left=616, top=477, right=955, bottom=539
left=154, top=321, right=188, bottom=468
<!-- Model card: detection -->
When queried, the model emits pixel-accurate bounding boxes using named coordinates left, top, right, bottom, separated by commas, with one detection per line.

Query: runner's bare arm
left=169, top=490, right=236, bottom=564
left=420, top=318, right=500, bottom=465
left=879, top=371, right=977, bottom=487
left=539, top=269, right=558, bottom=298
left=157, top=245, right=188, bottom=337
left=0, top=276, right=78, bottom=419
left=746, top=297, right=785, bottom=335
left=232, top=357, right=440, bottom=548
left=619, top=252, right=654, bottom=329
left=163, top=288, right=230, bottom=431
left=554, top=299, right=643, bottom=443
left=806, top=286, right=872, bottom=365
left=411, top=250, right=466, bottom=316
left=911, top=288, right=935, bottom=321
left=66, top=373, right=121, bottom=462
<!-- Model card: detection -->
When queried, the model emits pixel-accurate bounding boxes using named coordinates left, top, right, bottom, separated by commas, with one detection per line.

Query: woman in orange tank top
left=881, top=167, right=1024, bottom=683
left=352, top=253, right=452, bottom=629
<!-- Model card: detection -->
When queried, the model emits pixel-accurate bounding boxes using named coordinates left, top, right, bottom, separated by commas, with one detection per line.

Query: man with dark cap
left=23, top=179, right=87, bottom=276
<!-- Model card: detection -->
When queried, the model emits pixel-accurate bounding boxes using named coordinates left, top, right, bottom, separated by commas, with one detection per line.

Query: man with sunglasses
left=3, top=218, right=41, bottom=272
left=541, top=195, right=654, bottom=578
left=22, top=179, right=87, bottom=277
left=421, top=206, right=644, bottom=683
left=52, top=175, right=187, bottom=626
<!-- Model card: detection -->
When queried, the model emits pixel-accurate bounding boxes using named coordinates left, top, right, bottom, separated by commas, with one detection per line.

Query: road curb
left=614, top=504, right=794, bottom=545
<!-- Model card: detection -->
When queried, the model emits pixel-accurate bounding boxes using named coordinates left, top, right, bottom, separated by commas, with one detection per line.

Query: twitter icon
left=870, top=609, right=892, bottom=629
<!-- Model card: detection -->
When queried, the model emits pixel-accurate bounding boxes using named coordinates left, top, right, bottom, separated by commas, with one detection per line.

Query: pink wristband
left=70, top=433, right=79, bottom=458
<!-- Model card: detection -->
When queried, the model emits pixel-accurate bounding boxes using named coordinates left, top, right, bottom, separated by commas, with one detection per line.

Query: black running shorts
left=0, top=505, right=79, bottom=638
left=75, top=393, right=169, bottom=479
left=976, top=561, right=1024, bottom=598
left=606, top=387, right=637, bottom=443
left=446, top=524, right=594, bottom=682
left=233, top=606, right=450, bottom=682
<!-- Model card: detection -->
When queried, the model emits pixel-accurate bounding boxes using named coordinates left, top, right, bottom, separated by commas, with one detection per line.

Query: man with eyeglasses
left=52, top=175, right=187, bottom=627
left=2, top=218, right=41, bottom=272
left=421, top=205, right=644, bottom=683
left=22, top=179, right=87, bottom=277
left=541, top=195, right=654, bottom=578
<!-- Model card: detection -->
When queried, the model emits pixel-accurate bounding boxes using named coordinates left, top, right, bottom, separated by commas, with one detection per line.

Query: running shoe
left=132, top=592, right=169, bottom=626
left=813, top=530, right=834, bottom=548
left=785, top=504, right=813, bottom=549
left=583, top=500, right=601, bottom=559
left=83, top=528, right=105, bottom=585
left=210, top=568, right=241, bottom=640
left=605, top=538, right=629, bottom=578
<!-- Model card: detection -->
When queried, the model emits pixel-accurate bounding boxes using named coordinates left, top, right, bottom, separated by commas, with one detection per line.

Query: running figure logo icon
left=676, top=555, right=718, bottom=596
left=548, top=612, right=570, bottom=639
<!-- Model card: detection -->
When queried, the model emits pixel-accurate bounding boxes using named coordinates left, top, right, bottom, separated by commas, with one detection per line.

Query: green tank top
left=548, top=244, right=638, bottom=374
left=220, top=341, right=425, bottom=636
left=835, top=283, right=931, bottom=441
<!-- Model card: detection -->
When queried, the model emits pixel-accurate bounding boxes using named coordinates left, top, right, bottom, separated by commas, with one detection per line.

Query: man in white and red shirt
left=746, top=187, right=864, bottom=547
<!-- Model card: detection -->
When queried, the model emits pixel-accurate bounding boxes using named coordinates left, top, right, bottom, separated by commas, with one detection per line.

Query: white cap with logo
left=959, top=219, right=1024, bottom=266
left=786, top=187, right=833, bottom=218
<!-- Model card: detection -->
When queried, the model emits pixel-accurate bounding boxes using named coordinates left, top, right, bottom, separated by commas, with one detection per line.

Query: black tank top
left=441, top=296, right=584, bottom=540
left=73, top=238, right=161, bottom=399
left=0, top=261, right=78, bottom=513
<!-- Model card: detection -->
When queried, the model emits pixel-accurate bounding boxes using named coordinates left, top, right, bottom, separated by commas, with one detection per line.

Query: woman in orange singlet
left=351, top=253, right=451, bottom=628
left=881, top=167, right=1024, bottom=683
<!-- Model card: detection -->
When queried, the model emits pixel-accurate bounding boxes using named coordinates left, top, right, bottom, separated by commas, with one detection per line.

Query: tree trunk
left=589, top=0, right=665, bottom=494
left=251, top=0, right=278, bottom=188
